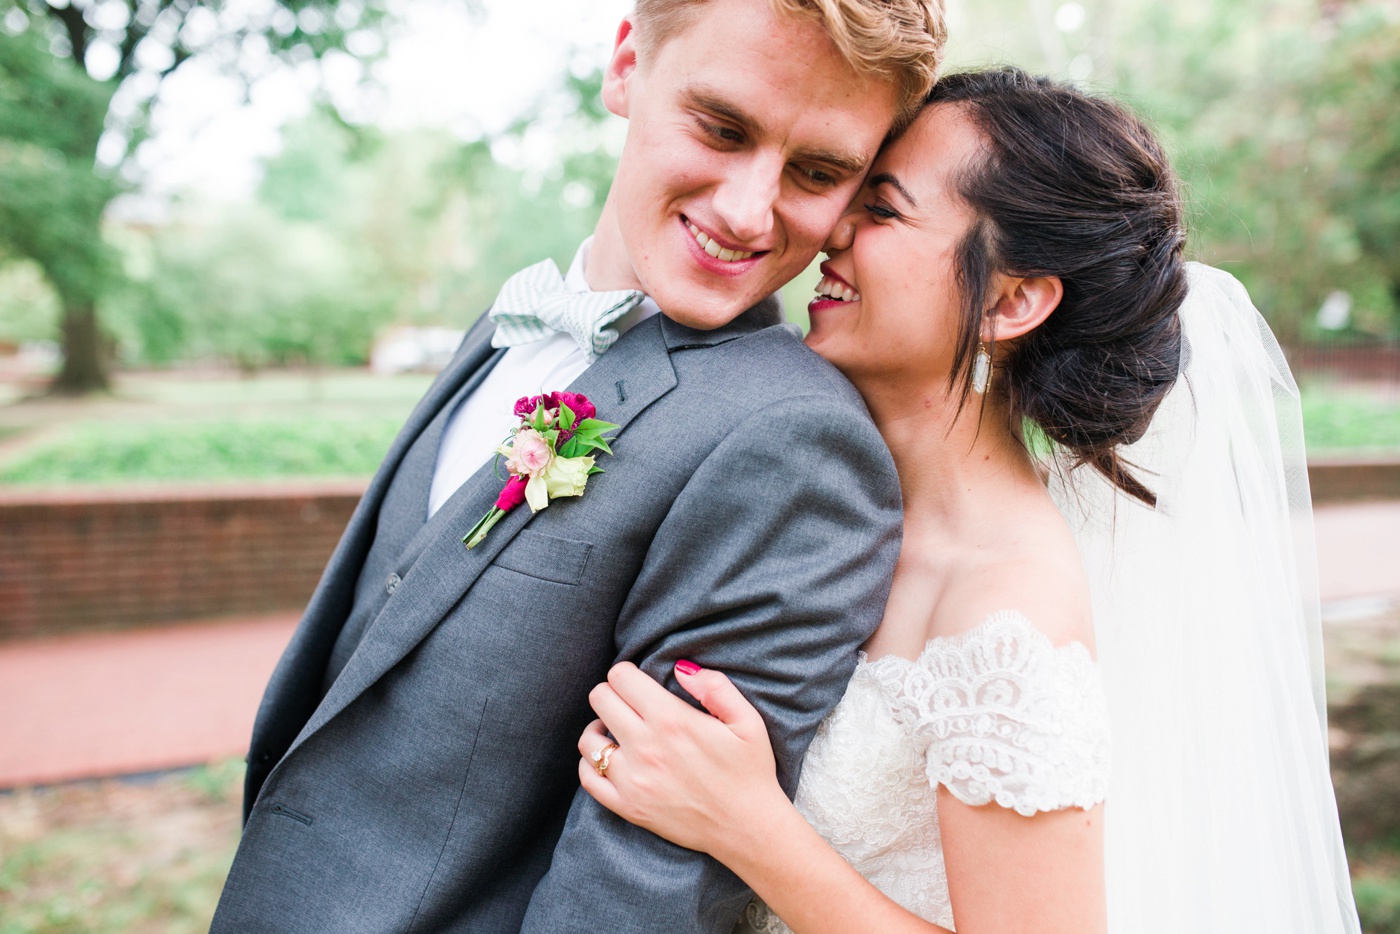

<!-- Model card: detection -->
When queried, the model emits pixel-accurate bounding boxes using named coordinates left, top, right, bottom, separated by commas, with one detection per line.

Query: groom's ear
left=602, top=17, right=641, bottom=120
left=982, top=273, right=1063, bottom=343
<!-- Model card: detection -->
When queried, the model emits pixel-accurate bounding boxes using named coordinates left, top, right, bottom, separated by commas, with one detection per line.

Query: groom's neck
left=584, top=195, right=645, bottom=294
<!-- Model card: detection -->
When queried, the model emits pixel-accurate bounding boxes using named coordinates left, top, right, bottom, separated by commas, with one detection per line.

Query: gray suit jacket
left=211, top=299, right=902, bottom=933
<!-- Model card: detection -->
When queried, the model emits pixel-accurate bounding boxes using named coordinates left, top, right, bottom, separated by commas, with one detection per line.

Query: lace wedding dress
left=738, top=610, right=1111, bottom=933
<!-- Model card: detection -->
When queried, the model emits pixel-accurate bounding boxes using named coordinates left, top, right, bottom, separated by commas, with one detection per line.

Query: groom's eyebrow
left=868, top=172, right=918, bottom=208
left=682, top=86, right=870, bottom=177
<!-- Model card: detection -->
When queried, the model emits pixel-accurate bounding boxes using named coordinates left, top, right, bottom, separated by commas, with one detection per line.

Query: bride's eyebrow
left=868, top=172, right=918, bottom=209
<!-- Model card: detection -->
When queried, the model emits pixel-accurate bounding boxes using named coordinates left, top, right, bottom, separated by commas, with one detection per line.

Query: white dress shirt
left=427, top=238, right=660, bottom=517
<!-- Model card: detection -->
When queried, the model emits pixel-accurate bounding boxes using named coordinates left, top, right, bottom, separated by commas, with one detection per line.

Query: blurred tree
left=125, top=203, right=391, bottom=370
left=105, top=67, right=618, bottom=370
left=944, top=0, right=1399, bottom=343
left=1324, top=7, right=1400, bottom=330
left=0, top=29, right=115, bottom=380
left=0, top=0, right=398, bottom=393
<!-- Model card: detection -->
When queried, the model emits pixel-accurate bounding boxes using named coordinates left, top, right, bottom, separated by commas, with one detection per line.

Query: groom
left=212, top=1, right=943, bottom=931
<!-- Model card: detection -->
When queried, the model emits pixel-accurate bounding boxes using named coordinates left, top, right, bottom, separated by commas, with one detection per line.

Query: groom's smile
left=681, top=215, right=765, bottom=277
left=589, top=0, right=899, bottom=331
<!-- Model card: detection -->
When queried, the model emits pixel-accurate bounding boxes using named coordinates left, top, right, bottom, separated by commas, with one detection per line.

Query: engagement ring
left=591, top=742, right=619, bottom=777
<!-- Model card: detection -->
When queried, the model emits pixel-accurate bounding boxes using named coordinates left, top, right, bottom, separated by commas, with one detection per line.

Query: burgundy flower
left=494, top=475, right=528, bottom=511
left=514, top=395, right=541, bottom=419
left=556, top=392, right=596, bottom=422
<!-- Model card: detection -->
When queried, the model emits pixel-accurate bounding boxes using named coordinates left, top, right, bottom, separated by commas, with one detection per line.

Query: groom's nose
left=710, top=153, right=781, bottom=245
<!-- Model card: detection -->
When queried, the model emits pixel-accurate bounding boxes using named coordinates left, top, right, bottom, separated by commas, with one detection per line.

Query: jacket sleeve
left=519, top=392, right=904, bottom=934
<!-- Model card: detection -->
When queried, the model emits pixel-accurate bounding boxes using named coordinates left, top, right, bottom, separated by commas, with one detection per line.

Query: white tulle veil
left=1048, top=262, right=1361, bottom=933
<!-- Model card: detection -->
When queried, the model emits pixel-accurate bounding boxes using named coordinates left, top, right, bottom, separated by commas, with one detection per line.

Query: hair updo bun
left=928, top=67, right=1188, bottom=506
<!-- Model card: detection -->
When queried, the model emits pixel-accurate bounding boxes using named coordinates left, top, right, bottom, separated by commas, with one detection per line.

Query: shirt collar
left=564, top=236, right=661, bottom=337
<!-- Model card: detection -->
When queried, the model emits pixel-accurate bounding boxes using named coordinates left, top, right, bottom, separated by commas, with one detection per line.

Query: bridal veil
left=1051, top=262, right=1362, bottom=932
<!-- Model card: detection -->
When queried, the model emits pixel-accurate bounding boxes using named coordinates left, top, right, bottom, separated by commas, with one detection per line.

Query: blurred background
left=1, top=0, right=1398, bottom=931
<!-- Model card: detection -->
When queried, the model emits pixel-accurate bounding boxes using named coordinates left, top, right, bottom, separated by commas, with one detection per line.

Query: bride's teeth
left=718, top=247, right=736, bottom=262
left=814, top=276, right=860, bottom=302
left=704, top=237, right=722, bottom=258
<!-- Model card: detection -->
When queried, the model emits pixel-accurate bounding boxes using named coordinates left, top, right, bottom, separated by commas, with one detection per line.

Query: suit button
left=386, top=573, right=401, bottom=595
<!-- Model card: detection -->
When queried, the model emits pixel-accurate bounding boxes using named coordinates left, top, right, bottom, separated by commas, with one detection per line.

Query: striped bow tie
left=487, top=259, right=646, bottom=363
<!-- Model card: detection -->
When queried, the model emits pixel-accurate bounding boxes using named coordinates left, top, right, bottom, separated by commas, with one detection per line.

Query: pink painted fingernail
left=675, top=659, right=703, bottom=676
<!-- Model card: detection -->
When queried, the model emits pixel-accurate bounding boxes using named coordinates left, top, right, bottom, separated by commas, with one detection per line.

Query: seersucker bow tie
left=487, top=259, right=646, bottom=363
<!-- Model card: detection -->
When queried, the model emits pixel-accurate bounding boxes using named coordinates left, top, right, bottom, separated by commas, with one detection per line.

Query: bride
left=575, top=68, right=1361, bottom=933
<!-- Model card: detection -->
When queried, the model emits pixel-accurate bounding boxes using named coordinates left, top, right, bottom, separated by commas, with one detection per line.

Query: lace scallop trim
left=861, top=610, right=1111, bottom=817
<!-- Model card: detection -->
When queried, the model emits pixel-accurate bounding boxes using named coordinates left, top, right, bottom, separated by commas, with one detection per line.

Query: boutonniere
left=463, top=391, right=618, bottom=549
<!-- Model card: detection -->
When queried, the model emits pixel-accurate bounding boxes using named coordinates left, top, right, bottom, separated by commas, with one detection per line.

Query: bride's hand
left=577, top=660, right=789, bottom=859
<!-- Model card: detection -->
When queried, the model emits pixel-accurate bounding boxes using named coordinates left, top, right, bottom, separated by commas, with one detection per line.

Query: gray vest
left=322, top=354, right=502, bottom=692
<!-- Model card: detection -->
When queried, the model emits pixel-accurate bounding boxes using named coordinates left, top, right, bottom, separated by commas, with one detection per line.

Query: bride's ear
left=982, top=274, right=1063, bottom=343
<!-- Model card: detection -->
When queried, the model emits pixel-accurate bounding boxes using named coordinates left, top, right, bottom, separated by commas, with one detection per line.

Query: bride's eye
left=864, top=201, right=899, bottom=220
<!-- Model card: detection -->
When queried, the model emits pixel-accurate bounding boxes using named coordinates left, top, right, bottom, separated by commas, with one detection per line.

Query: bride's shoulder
left=927, top=515, right=1095, bottom=657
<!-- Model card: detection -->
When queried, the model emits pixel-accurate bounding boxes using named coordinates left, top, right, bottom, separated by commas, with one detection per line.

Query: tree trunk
left=51, top=302, right=110, bottom=395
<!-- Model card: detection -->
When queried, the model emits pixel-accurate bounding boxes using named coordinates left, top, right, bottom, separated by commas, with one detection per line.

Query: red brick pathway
left=0, top=613, right=295, bottom=788
left=1, top=501, right=1396, bottom=790
left=1314, top=501, right=1400, bottom=603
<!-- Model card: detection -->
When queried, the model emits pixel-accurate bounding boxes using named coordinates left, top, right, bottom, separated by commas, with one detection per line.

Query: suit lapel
left=290, top=314, right=680, bottom=754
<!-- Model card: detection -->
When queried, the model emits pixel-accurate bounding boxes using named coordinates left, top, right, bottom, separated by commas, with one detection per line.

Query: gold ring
left=591, top=742, right=619, bottom=777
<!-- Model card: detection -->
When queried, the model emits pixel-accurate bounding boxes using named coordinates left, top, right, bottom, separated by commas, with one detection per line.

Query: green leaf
left=587, top=466, right=604, bottom=475
left=575, top=418, right=619, bottom=435
left=559, top=402, right=576, bottom=431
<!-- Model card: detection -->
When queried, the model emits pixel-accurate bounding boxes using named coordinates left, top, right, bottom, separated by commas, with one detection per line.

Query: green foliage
left=0, top=0, right=406, bottom=391
left=0, top=415, right=404, bottom=484
left=0, top=29, right=115, bottom=308
left=945, top=0, right=1400, bottom=343
left=112, top=204, right=393, bottom=369
left=0, top=257, right=59, bottom=343
left=103, top=71, right=619, bottom=368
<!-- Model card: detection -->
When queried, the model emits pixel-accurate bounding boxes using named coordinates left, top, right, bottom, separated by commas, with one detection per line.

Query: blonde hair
left=632, top=0, right=947, bottom=127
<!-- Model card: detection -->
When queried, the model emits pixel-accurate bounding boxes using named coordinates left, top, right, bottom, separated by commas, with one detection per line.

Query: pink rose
left=494, top=475, right=528, bottom=512
left=505, top=428, right=553, bottom=478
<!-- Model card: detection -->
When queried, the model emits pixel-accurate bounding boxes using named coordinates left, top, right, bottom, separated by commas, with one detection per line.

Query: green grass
left=0, top=761, right=244, bottom=934
left=1352, top=841, right=1400, bottom=934
left=0, top=416, right=404, bottom=485
left=0, top=369, right=1397, bottom=487
left=0, top=758, right=1392, bottom=932
left=1302, top=387, right=1400, bottom=453
left=120, top=372, right=434, bottom=410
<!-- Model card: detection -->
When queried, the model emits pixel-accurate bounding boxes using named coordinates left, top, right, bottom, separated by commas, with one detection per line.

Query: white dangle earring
left=972, top=342, right=992, bottom=394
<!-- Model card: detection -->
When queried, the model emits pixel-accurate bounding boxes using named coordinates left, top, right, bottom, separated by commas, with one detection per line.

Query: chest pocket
left=491, top=528, right=593, bottom=586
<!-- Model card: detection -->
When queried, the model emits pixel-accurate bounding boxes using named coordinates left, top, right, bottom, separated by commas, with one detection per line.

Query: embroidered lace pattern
left=737, top=611, right=1110, bottom=934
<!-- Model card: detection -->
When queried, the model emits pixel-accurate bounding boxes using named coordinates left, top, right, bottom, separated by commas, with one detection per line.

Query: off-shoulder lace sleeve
left=868, top=610, right=1111, bottom=817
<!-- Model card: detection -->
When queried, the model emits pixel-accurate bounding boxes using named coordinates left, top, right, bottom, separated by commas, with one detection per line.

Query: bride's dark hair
left=929, top=67, right=1188, bottom=506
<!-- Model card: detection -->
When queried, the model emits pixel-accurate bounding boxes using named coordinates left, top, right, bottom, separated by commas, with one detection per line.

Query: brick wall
left=1309, top=455, right=1400, bottom=503
left=0, top=460, right=1394, bottom=641
left=0, top=480, right=365, bottom=640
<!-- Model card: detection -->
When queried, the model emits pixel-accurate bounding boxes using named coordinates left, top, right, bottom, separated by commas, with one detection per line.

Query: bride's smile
left=804, top=104, right=988, bottom=395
